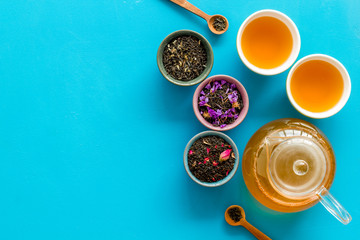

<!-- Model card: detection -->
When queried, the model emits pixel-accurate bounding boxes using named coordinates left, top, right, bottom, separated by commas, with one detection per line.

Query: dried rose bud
left=207, top=148, right=210, bottom=154
left=189, top=150, right=194, bottom=155
left=226, top=170, right=229, bottom=176
left=212, top=161, right=218, bottom=166
left=219, top=149, right=232, bottom=162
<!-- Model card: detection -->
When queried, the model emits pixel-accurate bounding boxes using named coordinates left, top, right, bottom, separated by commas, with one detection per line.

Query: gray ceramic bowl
left=193, top=75, right=249, bottom=131
left=157, top=30, right=214, bottom=86
left=184, top=131, right=239, bottom=187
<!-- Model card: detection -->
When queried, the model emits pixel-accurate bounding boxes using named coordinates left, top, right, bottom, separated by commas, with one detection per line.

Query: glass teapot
left=242, top=118, right=351, bottom=224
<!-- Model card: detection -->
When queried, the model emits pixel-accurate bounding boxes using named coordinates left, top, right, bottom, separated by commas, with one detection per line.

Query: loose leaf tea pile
left=212, top=17, right=227, bottom=31
left=228, top=207, right=242, bottom=222
left=163, top=35, right=207, bottom=81
left=198, top=80, right=244, bottom=128
left=188, top=136, right=235, bottom=183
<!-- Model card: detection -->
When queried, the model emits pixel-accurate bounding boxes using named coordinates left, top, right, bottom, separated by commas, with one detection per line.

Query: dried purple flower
left=210, top=82, right=221, bottom=93
left=223, top=110, right=232, bottom=118
left=207, top=108, right=216, bottom=118
left=199, top=96, right=208, bottom=102
left=208, top=108, right=222, bottom=119
left=199, top=96, right=209, bottom=106
left=198, top=79, right=243, bottom=128
left=215, top=81, right=222, bottom=89
left=228, top=91, right=238, bottom=103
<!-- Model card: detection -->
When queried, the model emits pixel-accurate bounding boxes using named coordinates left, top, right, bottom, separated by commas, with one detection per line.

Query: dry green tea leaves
left=163, top=35, right=207, bottom=81
left=212, top=17, right=227, bottom=31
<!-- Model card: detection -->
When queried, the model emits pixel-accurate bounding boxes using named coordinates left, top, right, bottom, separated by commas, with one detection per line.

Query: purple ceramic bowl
left=193, top=75, right=249, bottom=131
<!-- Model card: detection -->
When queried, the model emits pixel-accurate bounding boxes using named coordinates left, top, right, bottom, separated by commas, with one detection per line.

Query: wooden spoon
left=169, top=0, right=228, bottom=35
left=225, top=205, right=272, bottom=240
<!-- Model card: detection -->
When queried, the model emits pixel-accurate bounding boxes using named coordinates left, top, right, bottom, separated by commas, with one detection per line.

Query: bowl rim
left=183, top=131, right=239, bottom=187
left=236, top=9, right=301, bottom=76
left=157, top=29, right=214, bottom=86
left=192, top=74, right=249, bottom=131
left=286, top=54, right=351, bottom=119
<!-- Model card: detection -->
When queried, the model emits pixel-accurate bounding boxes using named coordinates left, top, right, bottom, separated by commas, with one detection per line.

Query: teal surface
left=0, top=1, right=359, bottom=239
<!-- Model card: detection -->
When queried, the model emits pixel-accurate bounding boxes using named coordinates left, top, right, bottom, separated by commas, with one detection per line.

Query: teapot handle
left=318, top=187, right=352, bottom=225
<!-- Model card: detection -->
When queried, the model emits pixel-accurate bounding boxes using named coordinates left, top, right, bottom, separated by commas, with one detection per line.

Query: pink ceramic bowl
left=193, top=75, right=249, bottom=131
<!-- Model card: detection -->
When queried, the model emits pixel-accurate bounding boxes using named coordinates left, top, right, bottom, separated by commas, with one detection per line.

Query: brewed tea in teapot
left=242, top=118, right=351, bottom=224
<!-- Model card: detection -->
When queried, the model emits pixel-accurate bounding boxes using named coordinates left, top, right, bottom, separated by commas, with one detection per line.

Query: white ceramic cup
left=236, top=9, right=301, bottom=75
left=286, top=54, right=351, bottom=119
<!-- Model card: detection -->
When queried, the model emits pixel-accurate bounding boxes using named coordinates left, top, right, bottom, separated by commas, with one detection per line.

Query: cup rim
left=192, top=75, right=249, bottom=131
left=157, top=30, right=214, bottom=86
left=236, top=9, right=301, bottom=76
left=183, top=131, right=239, bottom=187
left=286, top=54, right=351, bottom=119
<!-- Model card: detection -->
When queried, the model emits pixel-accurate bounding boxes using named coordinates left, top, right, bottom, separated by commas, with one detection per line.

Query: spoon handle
left=169, top=0, right=211, bottom=21
left=242, top=220, right=272, bottom=240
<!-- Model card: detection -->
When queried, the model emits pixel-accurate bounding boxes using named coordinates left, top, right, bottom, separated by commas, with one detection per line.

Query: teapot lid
left=267, top=137, right=327, bottom=199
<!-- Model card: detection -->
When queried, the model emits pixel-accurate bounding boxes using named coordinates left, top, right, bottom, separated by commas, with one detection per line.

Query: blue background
left=0, top=0, right=359, bottom=239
